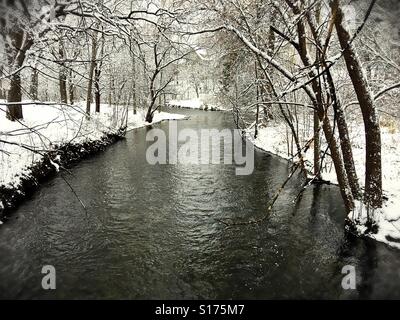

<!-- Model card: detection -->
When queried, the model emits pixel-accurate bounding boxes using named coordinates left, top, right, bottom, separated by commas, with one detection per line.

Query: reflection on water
left=0, top=109, right=399, bottom=299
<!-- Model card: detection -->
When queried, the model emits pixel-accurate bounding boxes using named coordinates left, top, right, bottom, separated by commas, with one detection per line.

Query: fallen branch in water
left=60, top=173, right=87, bottom=215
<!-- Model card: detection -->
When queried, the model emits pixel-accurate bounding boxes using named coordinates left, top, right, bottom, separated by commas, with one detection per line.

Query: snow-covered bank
left=167, top=99, right=225, bottom=111
left=0, top=102, right=185, bottom=219
left=247, top=122, right=400, bottom=249
left=126, top=108, right=186, bottom=131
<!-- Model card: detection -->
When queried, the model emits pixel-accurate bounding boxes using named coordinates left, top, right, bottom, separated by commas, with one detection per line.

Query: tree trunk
left=29, top=67, right=39, bottom=100
left=285, top=0, right=354, bottom=211
left=254, top=61, right=259, bottom=138
left=313, top=111, right=321, bottom=178
left=145, top=101, right=155, bottom=123
left=263, top=13, right=276, bottom=121
left=7, top=72, right=23, bottom=120
left=59, top=41, right=68, bottom=103
left=159, top=71, right=163, bottom=108
left=320, top=110, right=355, bottom=212
left=304, top=5, right=361, bottom=199
left=313, top=0, right=322, bottom=179
left=5, top=28, right=32, bottom=121
left=313, top=53, right=322, bottom=180
left=59, top=72, right=68, bottom=103
left=69, top=69, right=74, bottom=105
left=0, top=66, right=4, bottom=100
left=94, top=65, right=101, bottom=112
left=333, top=0, right=382, bottom=210
left=131, top=54, right=137, bottom=114
left=146, top=56, right=158, bottom=124
left=86, top=32, right=98, bottom=116
left=324, top=68, right=362, bottom=199
left=289, top=0, right=324, bottom=180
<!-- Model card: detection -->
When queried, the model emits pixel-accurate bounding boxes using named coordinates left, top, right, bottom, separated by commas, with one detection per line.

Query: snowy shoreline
left=247, top=123, right=400, bottom=250
left=2, top=102, right=399, bottom=251
left=0, top=102, right=186, bottom=222
left=126, top=108, right=187, bottom=132
left=0, top=131, right=124, bottom=220
left=167, top=99, right=226, bottom=112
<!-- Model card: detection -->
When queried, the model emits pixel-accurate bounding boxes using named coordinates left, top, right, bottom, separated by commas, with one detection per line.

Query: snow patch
left=249, top=121, right=400, bottom=249
left=0, top=101, right=184, bottom=190
left=126, top=109, right=186, bottom=131
left=167, top=99, right=224, bottom=111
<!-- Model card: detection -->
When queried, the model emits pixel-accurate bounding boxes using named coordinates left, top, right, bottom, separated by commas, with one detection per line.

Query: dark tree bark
left=313, top=9, right=322, bottom=180
left=324, top=68, right=362, bottom=199
left=303, top=8, right=362, bottom=198
left=94, top=65, right=101, bottom=112
left=313, top=108, right=321, bottom=178
left=281, top=1, right=322, bottom=180
left=283, top=0, right=355, bottom=212
left=0, top=65, right=6, bottom=100
left=59, top=73, right=67, bottom=103
left=4, top=28, right=31, bottom=120
left=332, top=0, right=382, bottom=210
left=145, top=45, right=160, bottom=123
left=69, top=69, right=74, bottom=105
left=263, top=11, right=276, bottom=121
left=59, top=42, right=68, bottom=104
left=145, top=93, right=157, bottom=123
left=131, top=54, right=137, bottom=114
left=29, top=67, right=39, bottom=100
left=0, top=0, right=67, bottom=120
left=0, top=0, right=28, bottom=120
left=94, top=32, right=105, bottom=113
left=86, top=32, right=98, bottom=116
left=254, top=61, right=259, bottom=138
left=7, top=72, right=24, bottom=120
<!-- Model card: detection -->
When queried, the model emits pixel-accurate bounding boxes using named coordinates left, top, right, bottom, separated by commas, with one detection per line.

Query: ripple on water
left=0, top=109, right=400, bottom=299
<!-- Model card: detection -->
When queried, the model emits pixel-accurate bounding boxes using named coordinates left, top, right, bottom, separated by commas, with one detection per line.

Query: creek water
left=0, top=109, right=399, bottom=299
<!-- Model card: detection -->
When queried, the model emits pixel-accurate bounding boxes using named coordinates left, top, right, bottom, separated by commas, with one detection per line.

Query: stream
left=0, top=109, right=400, bottom=299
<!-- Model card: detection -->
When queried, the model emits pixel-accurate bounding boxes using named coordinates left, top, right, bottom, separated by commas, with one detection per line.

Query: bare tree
left=332, top=0, right=382, bottom=212
left=0, top=0, right=69, bottom=120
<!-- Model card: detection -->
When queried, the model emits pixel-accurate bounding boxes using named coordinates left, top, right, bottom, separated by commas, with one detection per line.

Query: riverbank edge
left=246, top=132, right=400, bottom=249
left=0, top=113, right=188, bottom=224
left=0, top=129, right=125, bottom=222
left=250, top=137, right=334, bottom=185
left=125, top=115, right=190, bottom=133
left=167, top=104, right=226, bottom=112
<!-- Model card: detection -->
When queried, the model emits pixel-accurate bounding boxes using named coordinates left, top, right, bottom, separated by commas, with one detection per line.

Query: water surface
left=0, top=109, right=399, bottom=299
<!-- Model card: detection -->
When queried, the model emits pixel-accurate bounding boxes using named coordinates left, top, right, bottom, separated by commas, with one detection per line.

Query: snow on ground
left=0, top=101, right=185, bottom=202
left=168, top=98, right=225, bottom=111
left=168, top=99, right=203, bottom=109
left=126, top=108, right=186, bottom=131
left=247, top=122, right=400, bottom=249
